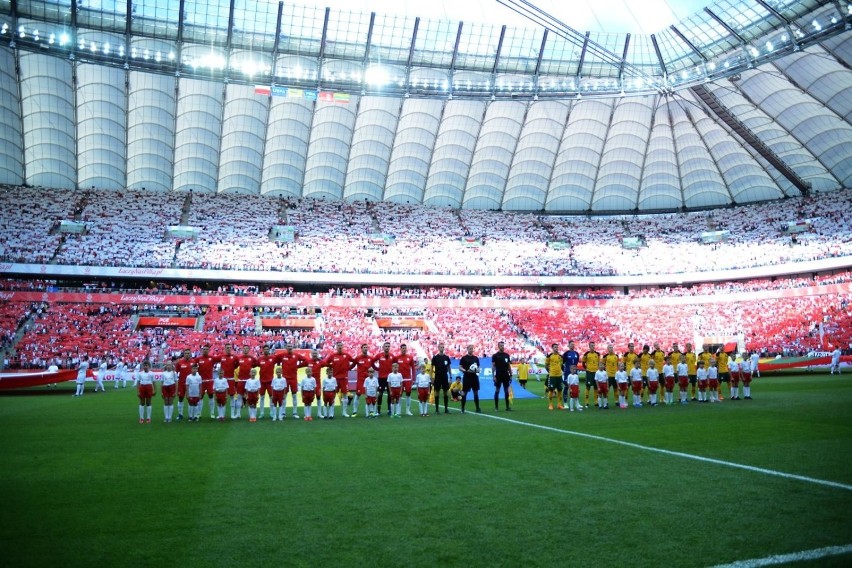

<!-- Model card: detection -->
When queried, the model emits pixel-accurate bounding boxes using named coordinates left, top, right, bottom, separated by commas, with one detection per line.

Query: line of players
left=127, top=340, right=482, bottom=424
left=543, top=340, right=760, bottom=410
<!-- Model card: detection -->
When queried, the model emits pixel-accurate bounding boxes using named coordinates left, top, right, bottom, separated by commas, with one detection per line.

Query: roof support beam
left=618, top=33, right=631, bottom=83
left=755, top=0, right=798, bottom=51
left=532, top=28, right=547, bottom=97
left=650, top=34, right=667, bottom=78
left=271, top=1, right=283, bottom=64
left=404, top=17, right=420, bottom=94
left=490, top=24, right=508, bottom=98
left=575, top=31, right=590, bottom=78
left=669, top=25, right=707, bottom=62
left=704, top=8, right=747, bottom=45
left=316, top=7, right=330, bottom=88
left=447, top=21, right=463, bottom=97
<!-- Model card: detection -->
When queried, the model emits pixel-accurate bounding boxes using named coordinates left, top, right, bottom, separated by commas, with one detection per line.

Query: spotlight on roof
left=365, top=65, right=389, bottom=86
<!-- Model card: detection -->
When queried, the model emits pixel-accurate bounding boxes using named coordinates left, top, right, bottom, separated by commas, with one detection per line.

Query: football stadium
left=1, top=0, right=851, bottom=566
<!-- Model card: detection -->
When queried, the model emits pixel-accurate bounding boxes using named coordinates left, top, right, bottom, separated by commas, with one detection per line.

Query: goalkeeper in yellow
left=544, top=343, right=564, bottom=410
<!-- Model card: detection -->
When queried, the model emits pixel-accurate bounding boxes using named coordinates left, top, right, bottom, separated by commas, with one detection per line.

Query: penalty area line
left=469, top=411, right=852, bottom=492
left=711, top=544, right=852, bottom=567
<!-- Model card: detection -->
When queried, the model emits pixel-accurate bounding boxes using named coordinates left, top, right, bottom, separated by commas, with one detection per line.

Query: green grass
left=1, top=374, right=851, bottom=567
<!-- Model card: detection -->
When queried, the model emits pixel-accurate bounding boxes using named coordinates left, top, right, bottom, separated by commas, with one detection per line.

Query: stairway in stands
left=691, top=84, right=811, bottom=196
left=48, top=192, right=91, bottom=264
left=170, top=192, right=193, bottom=267
left=1, top=310, right=36, bottom=370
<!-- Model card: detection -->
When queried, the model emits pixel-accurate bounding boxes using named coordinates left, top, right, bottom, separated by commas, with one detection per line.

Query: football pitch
left=1, top=373, right=851, bottom=567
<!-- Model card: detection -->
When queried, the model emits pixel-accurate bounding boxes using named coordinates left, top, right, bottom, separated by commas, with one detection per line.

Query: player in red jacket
left=307, top=349, right=326, bottom=418
left=351, top=343, right=376, bottom=417
left=174, top=349, right=194, bottom=421
left=393, top=343, right=417, bottom=416
left=193, top=344, right=218, bottom=420
left=278, top=343, right=307, bottom=419
left=371, top=342, right=395, bottom=416
left=235, top=345, right=259, bottom=420
left=322, top=342, right=356, bottom=417
left=217, top=344, right=240, bottom=419
left=256, top=345, right=279, bottom=419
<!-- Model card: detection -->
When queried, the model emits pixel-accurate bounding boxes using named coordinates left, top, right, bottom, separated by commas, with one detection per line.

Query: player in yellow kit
left=582, top=342, right=601, bottom=407
left=639, top=345, right=652, bottom=402
left=684, top=343, right=698, bottom=401
left=602, top=344, right=620, bottom=408
left=716, top=349, right=730, bottom=400
left=623, top=343, right=638, bottom=377
left=544, top=343, right=564, bottom=410
left=668, top=343, right=683, bottom=368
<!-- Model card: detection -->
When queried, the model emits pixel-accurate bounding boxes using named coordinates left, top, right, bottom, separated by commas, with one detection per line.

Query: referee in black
left=492, top=341, right=513, bottom=411
left=459, top=344, right=481, bottom=414
left=431, top=342, right=451, bottom=414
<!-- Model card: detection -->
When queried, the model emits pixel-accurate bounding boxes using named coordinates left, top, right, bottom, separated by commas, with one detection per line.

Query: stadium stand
left=2, top=187, right=852, bottom=276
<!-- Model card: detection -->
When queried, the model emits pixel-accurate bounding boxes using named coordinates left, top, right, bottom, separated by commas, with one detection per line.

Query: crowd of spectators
left=52, top=189, right=184, bottom=267
left=0, top=185, right=71, bottom=264
left=2, top=187, right=851, bottom=277
left=507, top=292, right=851, bottom=358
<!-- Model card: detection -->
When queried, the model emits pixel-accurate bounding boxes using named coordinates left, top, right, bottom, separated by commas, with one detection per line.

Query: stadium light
left=1, top=23, right=8, bottom=35
left=765, top=41, right=773, bottom=51
left=18, top=25, right=25, bottom=38
left=365, top=65, right=389, bottom=85
left=103, top=42, right=110, bottom=54
left=90, top=41, right=97, bottom=52
left=118, top=45, right=124, bottom=57
left=812, top=20, right=821, bottom=31
left=168, top=51, right=175, bottom=60
left=33, top=29, right=39, bottom=41
left=49, top=33, right=55, bottom=45
left=59, top=32, right=69, bottom=46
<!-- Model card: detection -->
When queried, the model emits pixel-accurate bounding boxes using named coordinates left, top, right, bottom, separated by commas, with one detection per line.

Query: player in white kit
left=415, top=365, right=432, bottom=417
left=185, top=365, right=203, bottom=422
left=300, top=368, right=318, bottom=421
left=74, top=356, right=89, bottom=397
left=364, top=368, right=380, bottom=417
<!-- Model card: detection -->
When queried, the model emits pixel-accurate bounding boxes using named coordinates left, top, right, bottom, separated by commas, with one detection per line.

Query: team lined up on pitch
left=70, top=340, right=766, bottom=423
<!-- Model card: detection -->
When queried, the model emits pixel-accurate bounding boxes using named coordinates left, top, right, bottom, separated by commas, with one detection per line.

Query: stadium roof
left=0, top=0, right=850, bottom=212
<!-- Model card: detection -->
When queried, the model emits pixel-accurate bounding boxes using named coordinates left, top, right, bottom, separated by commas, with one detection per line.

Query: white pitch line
left=469, top=411, right=852, bottom=492
left=711, top=544, right=852, bottom=567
